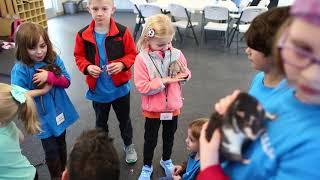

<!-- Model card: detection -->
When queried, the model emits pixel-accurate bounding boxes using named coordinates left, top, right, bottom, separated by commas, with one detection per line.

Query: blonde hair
left=0, top=83, right=40, bottom=134
left=136, top=14, right=175, bottom=50
left=87, top=0, right=114, bottom=5
left=188, top=118, right=209, bottom=140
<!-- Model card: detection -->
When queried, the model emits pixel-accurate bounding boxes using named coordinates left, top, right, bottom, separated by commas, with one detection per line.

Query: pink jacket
left=134, top=48, right=191, bottom=113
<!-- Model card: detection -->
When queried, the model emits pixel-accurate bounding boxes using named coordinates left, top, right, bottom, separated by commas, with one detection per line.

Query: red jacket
left=74, top=18, right=137, bottom=90
left=197, top=165, right=229, bottom=180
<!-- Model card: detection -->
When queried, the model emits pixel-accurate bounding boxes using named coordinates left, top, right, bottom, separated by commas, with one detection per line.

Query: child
left=134, top=14, right=191, bottom=179
left=172, top=118, right=208, bottom=180
left=11, top=22, right=79, bottom=179
left=61, top=128, right=120, bottom=180
left=74, top=0, right=138, bottom=163
left=198, top=1, right=320, bottom=179
left=0, top=83, right=40, bottom=180
left=245, top=7, right=291, bottom=109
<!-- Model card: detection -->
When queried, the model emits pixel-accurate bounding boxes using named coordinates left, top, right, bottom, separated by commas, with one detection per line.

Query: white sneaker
left=160, top=159, right=174, bottom=177
left=124, top=144, right=137, bottom=164
left=138, top=165, right=153, bottom=180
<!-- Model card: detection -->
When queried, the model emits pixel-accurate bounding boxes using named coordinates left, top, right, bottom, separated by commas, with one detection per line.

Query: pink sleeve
left=197, top=165, right=229, bottom=180
left=47, top=71, right=70, bottom=88
left=134, top=54, right=165, bottom=95
left=179, top=52, right=192, bottom=80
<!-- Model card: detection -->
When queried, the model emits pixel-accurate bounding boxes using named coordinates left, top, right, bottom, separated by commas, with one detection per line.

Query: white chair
left=201, top=5, right=230, bottom=47
left=129, top=0, right=148, bottom=40
left=168, top=3, right=199, bottom=46
left=228, top=6, right=268, bottom=54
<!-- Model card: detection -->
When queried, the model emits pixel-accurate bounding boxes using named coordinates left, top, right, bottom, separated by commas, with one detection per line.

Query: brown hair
left=68, top=129, right=120, bottom=180
left=188, top=118, right=209, bottom=140
left=136, top=14, right=175, bottom=50
left=245, top=6, right=290, bottom=57
left=273, top=18, right=294, bottom=74
left=0, top=83, right=40, bottom=134
left=15, top=22, right=56, bottom=66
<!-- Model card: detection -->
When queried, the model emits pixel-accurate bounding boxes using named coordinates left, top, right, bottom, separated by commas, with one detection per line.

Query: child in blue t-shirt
left=172, top=118, right=208, bottom=180
left=11, top=22, right=79, bottom=179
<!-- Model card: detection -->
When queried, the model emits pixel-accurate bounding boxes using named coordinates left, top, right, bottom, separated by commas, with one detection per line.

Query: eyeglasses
left=278, top=33, right=320, bottom=69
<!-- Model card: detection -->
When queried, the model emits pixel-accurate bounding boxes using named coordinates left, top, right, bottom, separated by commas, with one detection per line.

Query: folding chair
left=168, top=3, right=199, bottom=46
left=227, top=6, right=268, bottom=54
left=201, top=5, right=230, bottom=47
left=129, top=0, right=147, bottom=40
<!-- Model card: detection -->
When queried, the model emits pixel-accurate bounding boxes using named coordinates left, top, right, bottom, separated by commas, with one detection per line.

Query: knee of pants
left=41, top=142, right=60, bottom=160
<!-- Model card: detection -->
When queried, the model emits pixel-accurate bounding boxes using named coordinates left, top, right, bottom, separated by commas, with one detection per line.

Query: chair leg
left=237, top=31, right=239, bottom=55
left=191, top=26, right=199, bottom=46
left=176, top=27, right=183, bottom=45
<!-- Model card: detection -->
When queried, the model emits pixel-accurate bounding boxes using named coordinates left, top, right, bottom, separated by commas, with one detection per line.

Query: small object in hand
left=169, top=60, right=186, bottom=78
left=33, top=64, right=62, bottom=88
left=205, top=92, right=276, bottom=163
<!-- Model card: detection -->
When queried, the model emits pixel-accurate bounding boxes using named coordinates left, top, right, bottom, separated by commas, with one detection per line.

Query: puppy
left=33, top=64, right=61, bottom=89
left=206, top=92, right=276, bottom=163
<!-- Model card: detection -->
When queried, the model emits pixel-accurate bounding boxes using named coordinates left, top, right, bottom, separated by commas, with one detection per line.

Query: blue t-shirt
left=224, top=73, right=320, bottom=179
left=11, top=56, right=79, bottom=139
left=85, top=32, right=130, bottom=103
left=182, top=153, right=200, bottom=180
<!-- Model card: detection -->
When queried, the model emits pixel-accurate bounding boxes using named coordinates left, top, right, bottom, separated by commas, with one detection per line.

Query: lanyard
left=148, top=50, right=172, bottom=78
left=148, top=50, right=172, bottom=111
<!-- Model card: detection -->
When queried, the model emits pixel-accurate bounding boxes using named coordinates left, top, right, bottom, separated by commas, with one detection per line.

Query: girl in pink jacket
left=134, top=14, right=191, bottom=180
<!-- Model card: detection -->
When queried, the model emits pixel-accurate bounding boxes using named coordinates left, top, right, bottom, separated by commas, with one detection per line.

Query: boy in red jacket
left=74, top=0, right=138, bottom=164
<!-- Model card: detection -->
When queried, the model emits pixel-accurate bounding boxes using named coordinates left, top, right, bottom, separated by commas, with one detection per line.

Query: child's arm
left=47, top=56, right=71, bottom=88
left=109, top=29, right=137, bottom=71
left=26, top=84, right=52, bottom=97
left=74, top=33, right=94, bottom=75
left=17, top=127, right=24, bottom=143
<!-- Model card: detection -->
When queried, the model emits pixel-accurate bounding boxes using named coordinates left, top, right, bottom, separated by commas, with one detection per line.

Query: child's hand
left=173, top=165, right=183, bottom=175
left=87, top=65, right=102, bottom=78
left=42, top=83, right=53, bottom=93
left=162, top=76, right=186, bottom=85
left=175, top=72, right=189, bottom=80
left=172, top=175, right=182, bottom=180
left=199, top=122, right=221, bottom=171
left=215, top=90, right=240, bottom=115
left=107, top=62, right=125, bottom=75
left=33, top=69, right=49, bottom=87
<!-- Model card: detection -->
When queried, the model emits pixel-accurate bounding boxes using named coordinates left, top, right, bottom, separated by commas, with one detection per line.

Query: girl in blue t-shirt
left=11, top=22, right=79, bottom=179
left=0, top=83, right=40, bottom=180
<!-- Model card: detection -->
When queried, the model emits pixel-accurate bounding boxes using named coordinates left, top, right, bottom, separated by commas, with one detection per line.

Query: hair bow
left=147, top=28, right=155, bottom=38
left=11, top=84, right=28, bottom=104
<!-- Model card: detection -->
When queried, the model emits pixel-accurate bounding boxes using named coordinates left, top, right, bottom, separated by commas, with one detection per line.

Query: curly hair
left=68, top=129, right=120, bottom=180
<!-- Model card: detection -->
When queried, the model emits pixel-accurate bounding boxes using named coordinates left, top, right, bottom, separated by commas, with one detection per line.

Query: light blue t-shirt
left=0, top=121, right=36, bottom=180
left=85, top=32, right=130, bottom=103
left=223, top=72, right=320, bottom=179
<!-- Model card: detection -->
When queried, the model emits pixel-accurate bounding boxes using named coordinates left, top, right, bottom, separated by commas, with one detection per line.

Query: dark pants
left=92, top=93, right=133, bottom=146
left=143, top=116, right=178, bottom=166
left=41, top=131, right=66, bottom=179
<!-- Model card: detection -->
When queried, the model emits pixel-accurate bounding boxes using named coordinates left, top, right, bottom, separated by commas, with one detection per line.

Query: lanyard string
left=148, top=50, right=172, bottom=111
left=148, top=50, right=172, bottom=78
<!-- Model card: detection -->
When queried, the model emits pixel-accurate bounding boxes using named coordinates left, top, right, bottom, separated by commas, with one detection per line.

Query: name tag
left=56, top=112, right=65, bottom=125
left=160, top=113, right=173, bottom=120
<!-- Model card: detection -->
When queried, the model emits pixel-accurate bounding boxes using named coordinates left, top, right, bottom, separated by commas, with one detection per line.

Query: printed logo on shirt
left=260, top=132, right=275, bottom=160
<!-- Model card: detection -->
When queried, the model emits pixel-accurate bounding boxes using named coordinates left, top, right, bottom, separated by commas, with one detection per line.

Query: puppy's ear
left=236, top=111, right=245, bottom=118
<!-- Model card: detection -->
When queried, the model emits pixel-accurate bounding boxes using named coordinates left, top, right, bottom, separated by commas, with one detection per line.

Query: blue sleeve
left=54, top=55, right=71, bottom=81
left=11, top=63, right=31, bottom=90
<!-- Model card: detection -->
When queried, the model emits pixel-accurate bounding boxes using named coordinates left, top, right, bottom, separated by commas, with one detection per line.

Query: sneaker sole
left=126, top=157, right=138, bottom=164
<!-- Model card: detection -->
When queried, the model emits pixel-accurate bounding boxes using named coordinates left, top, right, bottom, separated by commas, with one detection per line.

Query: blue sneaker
left=138, top=165, right=153, bottom=180
left=160, top=159, right=174, bottom=177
